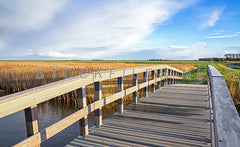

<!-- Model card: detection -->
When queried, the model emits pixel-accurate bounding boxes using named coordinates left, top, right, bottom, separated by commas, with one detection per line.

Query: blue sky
left=0, top=0, right=240, bottom=60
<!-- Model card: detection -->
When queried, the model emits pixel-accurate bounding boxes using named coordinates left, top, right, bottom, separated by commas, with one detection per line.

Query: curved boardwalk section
left=67, top=84, right=210, bottom=147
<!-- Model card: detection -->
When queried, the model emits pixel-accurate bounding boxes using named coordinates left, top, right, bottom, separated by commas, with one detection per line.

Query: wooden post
left=165, top=68, right=168, bottom=85
left=77, top=87, right=88, bottom=136
left=132, top=74, right=138, bottom=104
left=94, top=81, right=102, bottom=127
left=157, top=69, right=161, bottom=89
left=117, top=77, right=124, bottom=114
left=162, top=69, right=165, bottom=87
left=151, top=70, right=155, bottom=93
left=24, top=105, right=39, bottom=137
left=143, top=72, right=148, bottom=97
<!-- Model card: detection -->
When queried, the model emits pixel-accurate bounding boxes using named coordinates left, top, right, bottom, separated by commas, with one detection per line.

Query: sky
left=0, top=0, right=240, bottom=60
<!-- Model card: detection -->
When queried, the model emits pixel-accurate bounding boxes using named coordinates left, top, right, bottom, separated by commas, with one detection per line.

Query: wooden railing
left=0, top=65, right=182, bottom=146
left=207, top=65, right=240, bottom=147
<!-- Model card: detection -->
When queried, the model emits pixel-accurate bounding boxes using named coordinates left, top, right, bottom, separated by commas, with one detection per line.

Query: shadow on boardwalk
left=67, top=84, right=211, bottom=147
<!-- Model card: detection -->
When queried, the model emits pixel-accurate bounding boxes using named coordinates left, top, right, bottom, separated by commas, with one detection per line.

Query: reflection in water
left=0, top=90, right=136, bottom=147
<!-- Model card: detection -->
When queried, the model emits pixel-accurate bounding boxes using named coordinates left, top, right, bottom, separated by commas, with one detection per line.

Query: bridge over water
left=0, top=65, right=239, bottom=147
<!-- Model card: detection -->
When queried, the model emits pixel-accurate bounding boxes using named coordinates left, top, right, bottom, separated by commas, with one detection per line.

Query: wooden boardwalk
left=67, top=84, right=211, bottom=147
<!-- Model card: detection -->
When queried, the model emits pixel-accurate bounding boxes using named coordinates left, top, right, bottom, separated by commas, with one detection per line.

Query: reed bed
left=0, top=61, right=195, bottom=106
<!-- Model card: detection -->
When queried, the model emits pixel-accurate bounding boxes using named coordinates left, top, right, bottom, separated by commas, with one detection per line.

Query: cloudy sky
left=0, top=0, right=240, bottom=60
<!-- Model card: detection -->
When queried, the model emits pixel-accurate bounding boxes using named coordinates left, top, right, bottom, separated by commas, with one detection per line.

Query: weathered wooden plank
left=97, top=125, right=209, bottom=146
left=84, top=134, right=146, bottom=147
left=157, top=69, right=161, bottom=89
left=132, top=74, right=138, bottom=104
left=77, top=87, right=88, bottom=136
left=208, top=65, right=240, bottom=147
left=104, top=119, right=209, bottom=136
left=117, top=77, right=123, bottom=114
left=106, top=117, right=210, bottom=133
left=66, top=84, right=210, bottom=147
left=151, top=70, right=155, bottom=93
left=143, top=72, right=148, bottom=97
left=24, top=105, right=39, bottom=137
left=14, top=106, right=88, bottom=147
left=94, top=82, right=102, bottom=127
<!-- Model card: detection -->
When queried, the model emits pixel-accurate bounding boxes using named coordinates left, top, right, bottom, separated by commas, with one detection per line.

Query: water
left=0, top=91, right=130, bottom=147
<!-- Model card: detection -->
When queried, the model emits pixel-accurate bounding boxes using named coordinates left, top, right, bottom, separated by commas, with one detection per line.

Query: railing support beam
left=117, top=77, right=124, bottom=114
left=77, top=87, right=88, bottom=136
left=157, top=69, right=161, bottom=89
left=132, top=74, right=138, bottom=104
left=24, top=105, right=39, bottom=138
left=151, top=70, right=155, bottom=93
left=143, top=72, right=148, bottom=97
left=94, top=81, right=102, bottom=128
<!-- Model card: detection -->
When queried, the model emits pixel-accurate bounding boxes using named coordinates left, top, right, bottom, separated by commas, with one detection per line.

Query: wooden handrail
left=207, top=65, right=240, bottom=147
left=0, top=65, right=182, bottom=146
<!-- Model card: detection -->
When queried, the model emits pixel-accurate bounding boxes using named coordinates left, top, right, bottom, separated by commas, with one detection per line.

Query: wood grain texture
left=24, top=105, right=39, bottom=137
left=67, top=84, right=211, bottom=147
left=77, top=87, right=88, bottom=136
left=208, top=65, right=240, bottom=147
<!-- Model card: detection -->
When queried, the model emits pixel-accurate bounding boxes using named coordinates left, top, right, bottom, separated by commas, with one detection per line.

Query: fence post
left=151, top=70, right=155, bottom=93
left=24, top=105, right=39, bottom=137
left=165, top=68, right=168, bottom=85
left=162, top=69, right=165, bottom=87
left=77, top=87, right=88, bottom=136
left=133, top=74, right=138, bottom=104
left=94, top=81, right=102, bottom=127
left=157, top=69, right=161, bottom=89
left=143, top=72, right=148, bottom=97
left=117, top=77, right=124, bottom=114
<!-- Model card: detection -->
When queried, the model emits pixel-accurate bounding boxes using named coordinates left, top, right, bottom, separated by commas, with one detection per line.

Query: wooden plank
left=151, top=70, right=155, bottom=93
left=70, top=134, right=145, bottom=147
left=24, top=105, right=39, bottom=137
left=117, top=77, right=123, bottom=114
left=97, top=125, right=209, bottom=146
left=208, top=65, right=240, bottom=147
left=157, top=69, right=161, bottom=89
left=77, top=87, right=88, bottom=136
left=94, top=82, right=102, bottom=127
left=143, top=72, right=148, bottom=97
left=164, top=68, right=167, bottom=86
left=105, top=119, right=209, bottom=136
left=132, top=74, right=138, bottom=104
left=0, top=75, right=93, bottom=118
left=14, top=106, right=88, bottom=147
left=66, top=84, right=210, bottom=147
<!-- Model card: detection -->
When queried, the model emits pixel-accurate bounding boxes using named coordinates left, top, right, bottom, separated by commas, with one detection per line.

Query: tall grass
left=0, top=61, right=195, bottom=107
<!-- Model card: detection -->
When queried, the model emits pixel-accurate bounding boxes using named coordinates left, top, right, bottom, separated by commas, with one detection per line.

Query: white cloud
left=204, top=32, right=240, bottom=38
left=0, top=0, right=66, bottom=31
left=212, top=30, right=225, bottom=35
left=201, top=7, right=225, bottom=28
left=170, top=45, right=190, bottom=49
left=0, top=0, right=198, bottom=59
left=156, top=42, right=217, bottom=59
left=39, top=51, right=77, bottom=58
